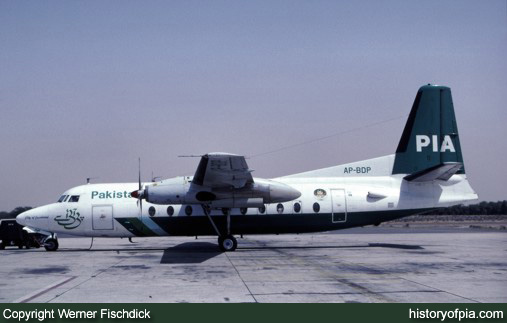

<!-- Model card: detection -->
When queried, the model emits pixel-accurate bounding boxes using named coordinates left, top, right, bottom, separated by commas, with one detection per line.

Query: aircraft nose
left=16, top=207, right=48, bottom=229
left=15, top=213, right=26, bottom=226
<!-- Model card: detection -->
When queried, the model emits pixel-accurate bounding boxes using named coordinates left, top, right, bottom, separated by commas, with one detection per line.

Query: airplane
left=15, top=84, right=478, bottom=252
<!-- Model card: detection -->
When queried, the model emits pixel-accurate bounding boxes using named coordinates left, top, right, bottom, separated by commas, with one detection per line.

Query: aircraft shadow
left=367, top=243, right=423, bottom=250
left=160, top=242, right=223, bottom=264
left=240, top=243, right=424, bottom=251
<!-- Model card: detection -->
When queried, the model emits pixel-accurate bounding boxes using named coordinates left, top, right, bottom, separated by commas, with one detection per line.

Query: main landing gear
left=218, top=235, right=237, bottom=252
left=202, top=205, right=238, bottom=252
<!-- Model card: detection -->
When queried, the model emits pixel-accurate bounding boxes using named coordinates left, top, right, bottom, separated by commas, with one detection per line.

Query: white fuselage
left=17, top=155, right=478, bottom=238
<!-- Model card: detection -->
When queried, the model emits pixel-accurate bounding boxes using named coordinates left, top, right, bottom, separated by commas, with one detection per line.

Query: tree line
left=0, top=207, right=32, bottom=220
left=1, top=201, right=506, bottom=220
left=427, top=201, right=507, bottom=215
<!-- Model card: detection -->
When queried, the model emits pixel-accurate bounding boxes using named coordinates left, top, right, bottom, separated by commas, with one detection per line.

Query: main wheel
left=44, top=238, right=59, bottom=252
left=218, top=235, right=237, bottom=252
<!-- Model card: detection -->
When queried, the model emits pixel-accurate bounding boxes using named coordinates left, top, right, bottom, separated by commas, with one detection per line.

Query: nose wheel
left=218, top=235, right=237, bottom=252
left=44, top=238, right=59, bottom=251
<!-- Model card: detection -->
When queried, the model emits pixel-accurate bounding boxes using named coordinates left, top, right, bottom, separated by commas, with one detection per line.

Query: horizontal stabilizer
left=404, top=162, right=463, bottom=182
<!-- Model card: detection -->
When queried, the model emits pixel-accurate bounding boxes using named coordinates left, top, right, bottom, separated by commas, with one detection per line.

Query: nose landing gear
left=44, top=235, right=59, bottom=251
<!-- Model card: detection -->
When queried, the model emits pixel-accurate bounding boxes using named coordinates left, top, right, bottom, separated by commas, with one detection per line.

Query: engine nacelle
left=143, top=176, right=300, bottom=207
left=144, top=177, right=189, bottom=205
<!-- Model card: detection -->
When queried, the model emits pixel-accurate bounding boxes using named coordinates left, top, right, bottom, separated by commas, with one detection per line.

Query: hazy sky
left=1, top=1, right=506, bottom=210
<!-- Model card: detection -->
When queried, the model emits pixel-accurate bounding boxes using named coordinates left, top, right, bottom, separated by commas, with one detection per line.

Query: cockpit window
left=57, top=195, right=67, bottom=203
left=68, top=195, right=80, bottom=202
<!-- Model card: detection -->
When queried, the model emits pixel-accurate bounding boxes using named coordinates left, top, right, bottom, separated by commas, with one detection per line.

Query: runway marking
left=341, top=252, right=483, bottom=303
left=225, top=253, right=258, bottom=303
left=396, top=276, right=480, bottom=303
left=13, top=276, right=77, bottom=303
left=45, top=257, right=128, bottom=303
left=241, top=236, right=490, bottom=303
left=253, top=290, right=446, bottom=296
left=244, top=238, right=394, bottom=302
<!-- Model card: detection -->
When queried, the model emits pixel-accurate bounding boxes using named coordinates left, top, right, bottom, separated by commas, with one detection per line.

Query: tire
left=44, top=238, right=59, bottom=252
left=218, top=235, right=237, bottom=252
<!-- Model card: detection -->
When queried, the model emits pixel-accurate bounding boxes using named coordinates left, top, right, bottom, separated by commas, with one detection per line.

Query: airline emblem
left=54, top=208, right=84, bottom=229
left=314, top=189, right=327, bottom=200
left=416, top=135, right=456, bottom=152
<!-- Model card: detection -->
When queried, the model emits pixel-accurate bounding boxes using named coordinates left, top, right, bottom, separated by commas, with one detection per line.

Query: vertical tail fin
left=392, top=84, right=465, bottom=176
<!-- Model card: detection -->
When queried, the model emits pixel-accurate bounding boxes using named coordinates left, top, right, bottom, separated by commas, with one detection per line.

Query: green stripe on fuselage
left=114, top=208, right=433, bottom=237
left=115, top=217, right=158, bottom=236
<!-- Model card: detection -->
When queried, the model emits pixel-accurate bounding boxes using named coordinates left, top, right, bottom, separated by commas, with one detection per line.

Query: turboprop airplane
left=16, top=84, right=478, bottom=252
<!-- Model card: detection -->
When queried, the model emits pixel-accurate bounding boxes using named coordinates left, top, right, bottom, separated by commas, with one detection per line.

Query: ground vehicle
left=0, top=219, right=40, bottom=249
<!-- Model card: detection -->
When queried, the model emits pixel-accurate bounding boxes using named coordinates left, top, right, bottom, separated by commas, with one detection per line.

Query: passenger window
left=277, top=203, right=284, bottom=214
left=57, top=195, right=66, bottom=203
left=185, top=205, right=192, bottom=216
left=167, top=206, right=174, bottom=216
left=313, top=202, right=320, bottom=213
left=69, top=195, right=80, bottom=202
left=148, top=206, right=156, bottom=217
left=240, top=207, right=247, bottom=215
left=258, top=205, right=266, bottom=214
left=293, top=202, right=301, bottom=213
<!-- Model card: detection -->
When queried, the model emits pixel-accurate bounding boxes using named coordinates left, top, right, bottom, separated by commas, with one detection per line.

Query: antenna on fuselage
left=86, top=177, right=98, bottom=184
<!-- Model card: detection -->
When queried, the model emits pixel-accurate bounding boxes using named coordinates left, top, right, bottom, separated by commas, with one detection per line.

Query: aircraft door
left=92, top=205, right=114, bottom=230
left=331, top=189, right=347, bottom=223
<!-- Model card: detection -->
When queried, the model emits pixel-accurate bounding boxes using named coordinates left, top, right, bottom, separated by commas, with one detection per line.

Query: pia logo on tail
left=416, top=135, right=456, bottom=152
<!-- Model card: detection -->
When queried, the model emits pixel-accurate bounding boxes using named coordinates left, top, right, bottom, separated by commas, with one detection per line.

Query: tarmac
left=1, top=226, right=506, bottom=303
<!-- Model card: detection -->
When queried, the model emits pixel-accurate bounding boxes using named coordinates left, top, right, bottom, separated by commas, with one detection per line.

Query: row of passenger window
left=147, top=202, right=322, bottom=217
left=57, top=195, right=80, bottom=203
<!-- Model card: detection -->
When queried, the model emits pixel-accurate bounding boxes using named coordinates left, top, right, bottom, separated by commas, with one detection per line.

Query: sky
left=0, top=0, right=506, bottom=210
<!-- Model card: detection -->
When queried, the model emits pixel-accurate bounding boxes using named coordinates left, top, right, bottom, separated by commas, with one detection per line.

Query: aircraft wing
left=192, top=153, right=254, bottom=189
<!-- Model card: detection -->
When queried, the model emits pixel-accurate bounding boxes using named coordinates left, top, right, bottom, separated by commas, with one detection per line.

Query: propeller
left=130, top=158, right=144, bottom=211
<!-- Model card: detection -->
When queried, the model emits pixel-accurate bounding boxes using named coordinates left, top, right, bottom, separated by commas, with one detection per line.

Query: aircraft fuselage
left=17, top=161, right=476, bottom=238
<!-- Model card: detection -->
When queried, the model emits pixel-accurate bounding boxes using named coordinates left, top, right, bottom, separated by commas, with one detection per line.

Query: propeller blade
left=138, top=157, right=142, bottom=191
left=131, top=158, right=144, bottom=213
